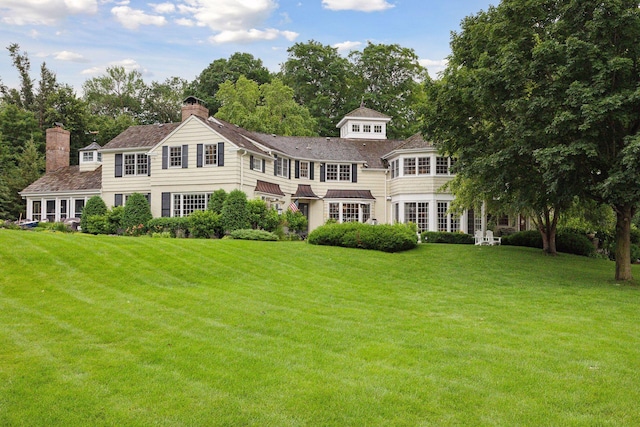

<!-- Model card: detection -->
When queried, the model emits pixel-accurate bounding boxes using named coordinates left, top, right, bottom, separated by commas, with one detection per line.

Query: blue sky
left=0, top=0, right=495, bottom=95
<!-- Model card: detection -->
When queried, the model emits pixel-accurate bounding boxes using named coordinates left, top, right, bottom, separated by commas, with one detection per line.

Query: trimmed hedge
left=188, top=210, right=222, bottom=239
left=421, top=231, right=475, bottom=245
left=147, top=217, right=190, bottom=238
left=307, top=222, right=418, bottom=253
left=501, top=230, right=595, bottom=257
left=229, top=229, right=278, bottom=241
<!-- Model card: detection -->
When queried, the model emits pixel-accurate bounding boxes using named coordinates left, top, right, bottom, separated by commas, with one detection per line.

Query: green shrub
left=221, top=190, right=250, bottom=233
left=229, top=229, right=278, bottom=241
left=502, top=230, right=595, bottom=257
left=80, top=196, right=107, bottom=233
left=247, top=199, right=281, bottom=232
left=147, top=217, right=190, bottom=238
left=122, top=193, right=152, bottom=236
left=188, top=210, right=221, bottom=239
left=421, top=231, right=474, bottom=244
left=208, top=189, right=227, bottom=214
left=308, top=222, right=418, bottom=253
left=285, top=209, right=308, bottom=235
left=83, top=215, right=108, bottom=235
left=105, top=206, right=124, bottom=235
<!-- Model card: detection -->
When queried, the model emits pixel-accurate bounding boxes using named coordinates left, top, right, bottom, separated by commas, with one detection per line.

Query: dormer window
left=374, top=125, right=382, bottom=133
left=82, top=151, right=94, bottom=162
left=352, top=124, right=360, bottom=132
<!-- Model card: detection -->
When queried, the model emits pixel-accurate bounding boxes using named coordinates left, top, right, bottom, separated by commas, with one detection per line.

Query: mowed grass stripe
left=1, top=229, right=639, bottom=426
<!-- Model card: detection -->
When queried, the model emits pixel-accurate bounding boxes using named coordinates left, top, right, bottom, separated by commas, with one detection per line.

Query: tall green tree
left=215, top=76, right=317, bottom=136
left=350, top=43, right=429, bottom=139
left=281, top=40, right=355, bottom=136
left=424, top=0, right=640, bottom=281
left=141, top=77, right=188, bottom=124
left=82, top=66, right=146, bottom=119
left=188, top=52, right=272, bottom=115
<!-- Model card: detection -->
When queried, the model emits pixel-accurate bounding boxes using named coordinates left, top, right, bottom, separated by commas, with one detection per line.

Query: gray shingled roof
left=343, top=107, right=391, bottom=119
left=80, top=141, right=102, bottom=151
left=102, top=122, right=181, bottom=150
left=21, top=166, right=102, bottom=194
left=395, top=133, right=435, bottom=150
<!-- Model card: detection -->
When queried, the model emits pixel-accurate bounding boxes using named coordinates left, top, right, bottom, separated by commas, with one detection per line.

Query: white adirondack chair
left=474, top=230, right=485, bottom=245
left=485, top=230, right=501, bottom=245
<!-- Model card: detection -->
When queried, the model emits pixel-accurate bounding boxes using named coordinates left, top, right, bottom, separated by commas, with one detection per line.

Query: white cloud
left=54, top=51, right=89, bottom=62
left=322, top=0, right=394, bottom=12
left=150, top=2, right=175, bottom=14
left=420, top=58, right=448, bottom=79
left=177, top=0, right=276, bottom=32
left=0, top=0, right=98, bottom=25
left=175, top=18, right=195, bottom=26
left=333, top=41, right=362, bottom=53
left=111, top=5, right=167, bottom=29
left=210, top=28, right=298, bottom=44
left=80, top=58, right=146, bottom=77
left=29, top=29, right=40, bottom=38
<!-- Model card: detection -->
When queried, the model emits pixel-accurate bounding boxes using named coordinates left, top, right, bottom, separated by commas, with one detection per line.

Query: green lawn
left=1, top=229, right=639, bottom=426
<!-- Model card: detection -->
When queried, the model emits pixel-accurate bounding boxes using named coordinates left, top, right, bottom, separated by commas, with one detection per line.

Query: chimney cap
left=183, top=96, right=206, bottom=106
left=54, top=122, right=64, bottom=128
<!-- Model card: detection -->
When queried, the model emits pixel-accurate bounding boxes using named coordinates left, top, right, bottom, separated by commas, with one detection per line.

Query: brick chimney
left=182, top=96, right=209, bottom=121
left=46, top=124, right=70, bottom=173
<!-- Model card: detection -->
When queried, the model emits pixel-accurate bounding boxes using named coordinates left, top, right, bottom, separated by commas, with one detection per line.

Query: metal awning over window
left=255, top=180, right=285, bottom=197
left=323, top=189, right=375, bottom=200
left=292, top=184, right=319, bottom=199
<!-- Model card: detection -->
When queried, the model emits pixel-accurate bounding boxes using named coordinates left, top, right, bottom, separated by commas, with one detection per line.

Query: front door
left=298, top=203, right=309, bottom=232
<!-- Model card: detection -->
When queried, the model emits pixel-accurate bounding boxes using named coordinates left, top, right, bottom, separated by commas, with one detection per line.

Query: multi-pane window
left=275, top=157, right=289, bottom=177
left=403, top=158, right=416, bottom=175
left=204, top=144, right=217, bottom=166
left=326, top=164, right=351, bottom=181
left=173, top=193, right=209, bottom=217
left=124, top=153, right=147, bottom=176
left=352, top=124, right=360, bottom=132
left=363, top=124, right=371, bottom=132
left=46, top=200, right=55, bottom=222
left=436, top=157, right=449, bottom=175
left=418, top=157, right=430, bottom=175
left=404, top=202, right=429, bottom=232
left=437, top=201, right=449, bottom=231
left=299, top=161, right=309, bottom=179
left=374, top=125, right=382, bottom=133
left=451, top=214, right=460, bottom=232
left=252, top=156, right=263, bottom=172
left=75, top=199, right=85, bottom=217
left=32, top=201, right=41, bottom=220
left=82, top=151, right=94, bottom=162
left=60, top=200, right=68, bottom=220
left=390, top=159, right=399, bottom=178
left=169, top=146, right=182, bottom=167
left=328, top=202, right=371, bottom=223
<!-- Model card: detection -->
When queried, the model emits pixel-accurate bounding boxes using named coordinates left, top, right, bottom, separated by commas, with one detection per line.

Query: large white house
left=21, top=97, right=490, bottom=234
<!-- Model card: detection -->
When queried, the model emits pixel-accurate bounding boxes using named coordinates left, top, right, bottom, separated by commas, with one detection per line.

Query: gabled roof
left=102, top=122, right=181, bottom=150
left=80, top=142, right=102, bottom=151
left=20, top=166, right=102, bottom=194
left=342, top=106, right=391, bottom=120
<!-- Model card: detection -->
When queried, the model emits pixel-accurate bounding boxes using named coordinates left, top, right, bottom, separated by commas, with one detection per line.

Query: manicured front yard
left=0, top=229, right=639, bottom=425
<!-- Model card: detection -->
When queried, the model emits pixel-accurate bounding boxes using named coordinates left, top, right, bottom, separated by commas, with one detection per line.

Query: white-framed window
left=124, top=153, right=147, bottom=176
left=390, top=159, right=399, bottom=178
left=82, top=152, right=94, bottom=162
left=169, top=146, right=182, bottom=167
left=32, top=200, right=41, bottom=221
left=74, top=199, right=85, bottom=217
left=374, top=125, right=382, bottom=133
left=60, top=199, right=68, bottom=220
left=326, top=164, right=351, bottom=181
left=352, top=124, right=360, bottom=132
left=437, top=201, right=449, bottom=231
left=403, top=158, right=416, bottom=175
left=418, top=157, right=430, bottom=175
left=299, top=161, right=309, bottom=179
left=252, top=156, right=263, bottom=172
left=404, top=202, right=429, bottom=232
left=98, top=152, right=102, bottom=162
left=173, top=193, right=210, bottom=217
left=275, top=157, right=289, bottom=177
left=204, top=144, right=217, bottom=166
left=436, top=157, right=455, bottom=175
left=328, top=202, right=371, bottom=223
left=363, top=124, right=371, bottom=133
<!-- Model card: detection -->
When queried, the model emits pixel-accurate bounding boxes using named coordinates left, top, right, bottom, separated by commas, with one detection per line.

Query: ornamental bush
left=221, top=190, right=250, bottom=233
left=208, top=189, right=227, bottom=214
left=501, top=230, right=595, bottom=257
left=146, top=217, right=190, bottom=237
left=188, top=210, right=222, bottom=238
left=80, top=196, right=107, bottom=233
left=247, top=199, right=281, bottom=232
left=122, top=193, right=152, bottom=236
left=229, top=229, right=278, bottom=241
left=308, top=222, right=418, bottom=253
left=421, top=231, right=474, bottom=244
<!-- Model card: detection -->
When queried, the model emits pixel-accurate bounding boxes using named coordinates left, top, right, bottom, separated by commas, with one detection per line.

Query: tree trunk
left=614, top=204, right=634, bottom=281
left=536, top=207, right=558, bottom=255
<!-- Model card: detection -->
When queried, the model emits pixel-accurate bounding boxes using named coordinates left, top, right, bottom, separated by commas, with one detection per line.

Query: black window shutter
left=115, top=154, right=123, bottom=177
left=197, top=144, right=203, bottom=167
left=161, top=192, right=171, bottom=217
left=288, top=159, right=291, bottom=179
left=162, top=146, right=168, bottom=169
left=146, top=193, right=151, bottom=204
left=310, top=162, right=315, bottom=180
left=274, top=155, right=278, bottom=176
left=250, top=155, right=254, bottom=170
left=352, top=163, right=358, bottom=183
left=262, top=159, right=266, bottom=173
left=295, top=160, right=300, bottom=179
left=114, top=194, right=123, bottom=207
left=147, top=155, right=151, bottom=176
left=217, top=142, right=224, bottom=166
left=320, top=163, right=325, bottom=182
left=182, top=145, right=188, bottom=168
